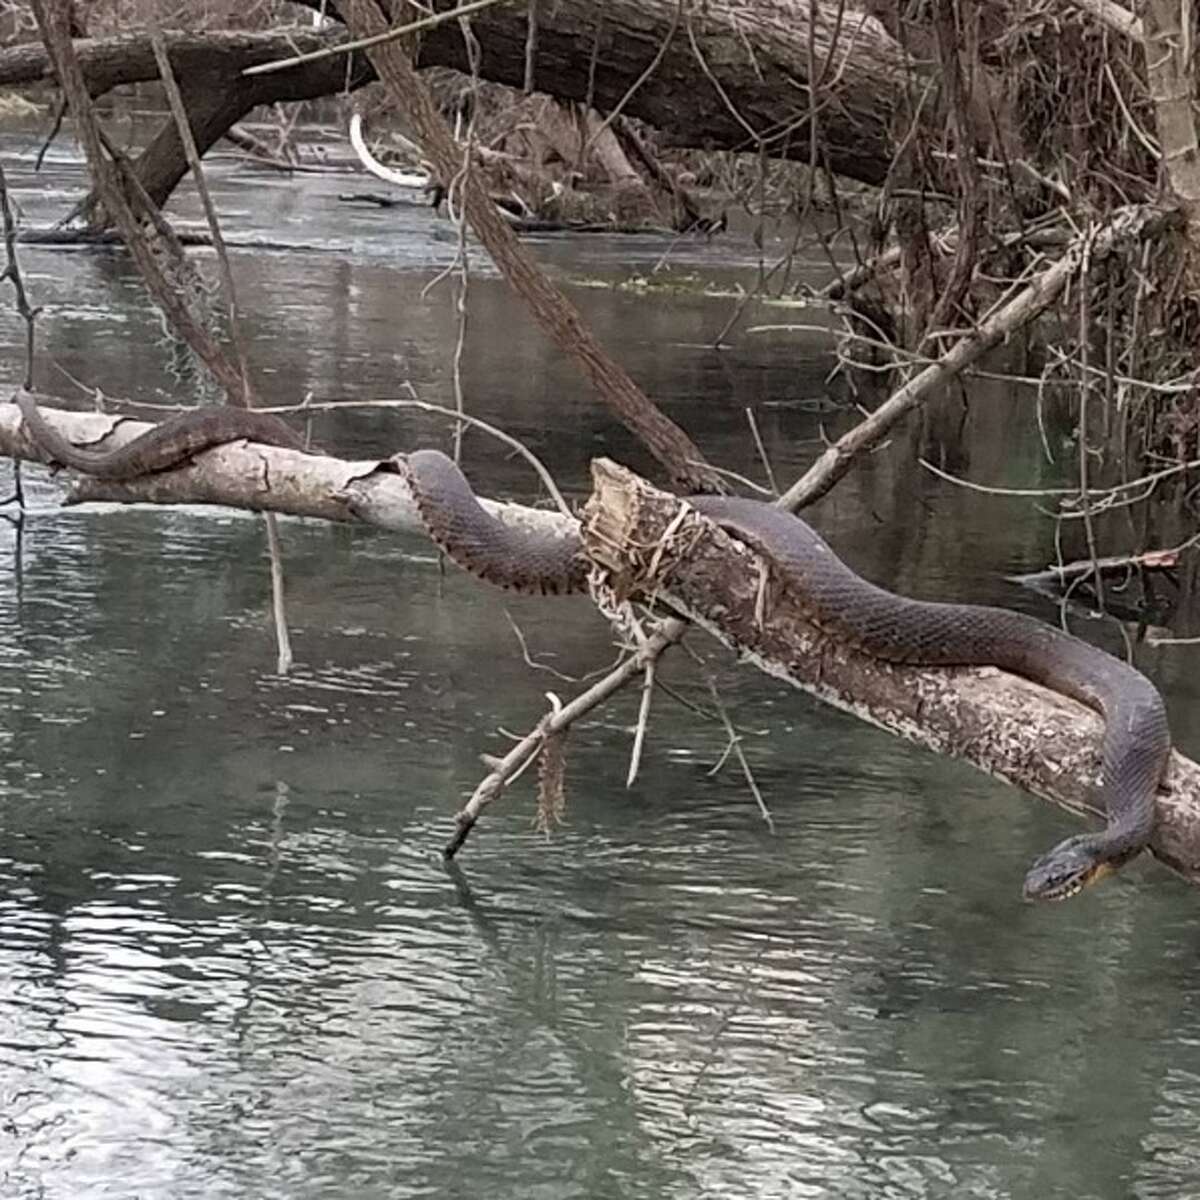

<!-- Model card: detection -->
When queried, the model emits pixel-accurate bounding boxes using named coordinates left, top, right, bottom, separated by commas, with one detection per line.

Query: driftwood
left=582, top=459, right=1200, bottom=891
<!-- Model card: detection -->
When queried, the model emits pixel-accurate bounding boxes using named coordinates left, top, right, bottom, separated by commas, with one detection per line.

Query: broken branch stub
left=581, top=457, right=1200, bottom=892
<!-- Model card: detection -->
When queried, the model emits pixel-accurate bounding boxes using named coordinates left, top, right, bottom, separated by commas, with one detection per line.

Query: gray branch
left=582, top=457, right=1200, bottom=893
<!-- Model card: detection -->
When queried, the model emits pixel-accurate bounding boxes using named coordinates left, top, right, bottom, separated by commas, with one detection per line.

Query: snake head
left=1022, top=834, right=1115, bottom=902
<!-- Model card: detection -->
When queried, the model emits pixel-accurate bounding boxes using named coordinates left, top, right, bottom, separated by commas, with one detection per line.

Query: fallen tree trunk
left=0, top=30, right=373, bottom=212
left=0, top=2, right=910, bottom=188
left=582, top=458, right=1200, bottom=891
left=408, top=0, right=908, bottom=184
left=6, top=398, right=1199, bottom=890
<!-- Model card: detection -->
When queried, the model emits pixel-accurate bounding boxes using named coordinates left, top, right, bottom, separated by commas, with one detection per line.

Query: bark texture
left=0, top=4, right=911, bottom=186
left=582, top=458, right=1200, bottom=892
left=1142, top=0, right=1200, bottom=247
left=407, top=0, right=908, bottom=183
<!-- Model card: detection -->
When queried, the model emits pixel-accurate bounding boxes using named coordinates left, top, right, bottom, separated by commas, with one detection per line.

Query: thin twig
left=522, top=0, right=538, bottom=93
left=265, top=509, right=293, bottom=673
left=920, top=453, right=1200, bottom=503
left=151, top=32, right=250, bottom=393
left=626, top=658, right=656, bottom=788
left=0, top=160, right=37, bottom=509
left=0, top=165, right=39, bottom=393
left=153, top=27, right=294, bottom=673
left=706, top=678, right=774, bottom=832
left=744, top=406, right=779, bottom=496
left=243, top=0, right=518, bottom=77
left=505, top=611, right=579, bottom=683
left=450, top=17, right=483, bottom=462
left=585, top=0, right=685, bottom=152
left=395, top=392, right=574, bottom=517
left=443, top=621, right=686, bottom=858
left=1074, top=228, right=1106, bottom=614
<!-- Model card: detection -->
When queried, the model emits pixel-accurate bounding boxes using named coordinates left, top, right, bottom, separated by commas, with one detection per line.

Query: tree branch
left=0, top=397, right=574, bottom=546
left=10, top=397, right=1197, bottom=894
left=762, top=204, right=1175, bottom=511
left=582, top=458, right=1200, bottom=892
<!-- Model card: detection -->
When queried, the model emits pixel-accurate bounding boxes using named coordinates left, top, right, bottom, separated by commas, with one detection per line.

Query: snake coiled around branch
left=405, top=449, right=1171, bottom=902
left=15, top=391, right=305, bottom=478
left=16, top=399, right=1169, bottom=902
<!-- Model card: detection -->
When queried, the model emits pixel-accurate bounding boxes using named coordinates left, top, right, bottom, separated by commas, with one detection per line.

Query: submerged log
left=582, top=458, right=1200, bottom=891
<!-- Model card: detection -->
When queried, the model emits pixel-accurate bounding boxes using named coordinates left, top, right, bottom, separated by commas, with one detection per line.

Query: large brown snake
left=405, top=449, right=1170, bottom=902
left=17, top=396, right=1170, bottom=901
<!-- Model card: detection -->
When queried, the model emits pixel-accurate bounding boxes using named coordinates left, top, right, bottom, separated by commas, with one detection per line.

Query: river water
left=1, top=142, right=1200, bottom=1200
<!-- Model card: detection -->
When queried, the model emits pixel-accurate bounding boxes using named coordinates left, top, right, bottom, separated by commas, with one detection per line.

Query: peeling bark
left=0, top=399, right=572, bottom=546
left=582, top=458, right=1200, bottom=892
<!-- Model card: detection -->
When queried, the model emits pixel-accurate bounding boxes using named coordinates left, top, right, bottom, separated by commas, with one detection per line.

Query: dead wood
left=582, top=457, right=1200, bottom=892
left=1012, top=549, right=1182, bottom=594
left=8, top=397, right=1200, bottom=891
left=0, top=397, right=574, bottom=548
left=0, top=4, right=911, bottom=189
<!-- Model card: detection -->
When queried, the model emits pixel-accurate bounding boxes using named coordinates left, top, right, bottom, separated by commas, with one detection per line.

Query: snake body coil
left=16, top=392, right=305, bottom=479
left=406, top=450, right=1170, bottom=901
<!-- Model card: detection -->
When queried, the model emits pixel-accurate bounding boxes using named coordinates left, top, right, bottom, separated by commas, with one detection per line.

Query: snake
left=405, top=449, right=1171, bottom=902
left=15, top=391, right=306, bottom=478
left=16, top=396, right=1170, bottom=901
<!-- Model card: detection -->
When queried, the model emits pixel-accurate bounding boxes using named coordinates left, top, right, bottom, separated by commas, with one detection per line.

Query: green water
left=0, top=144, right=1198, bottom=1200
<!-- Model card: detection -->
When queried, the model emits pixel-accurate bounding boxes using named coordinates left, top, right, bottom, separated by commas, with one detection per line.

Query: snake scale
left=16, top=395, right=1170, bottom=901
left=16, top=391, right=305, bottom=478
left=406, top=449, right=1170, bottom=902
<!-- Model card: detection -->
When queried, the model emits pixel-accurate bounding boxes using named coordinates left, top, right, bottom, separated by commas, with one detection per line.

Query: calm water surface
left=1, top=142, right=1199, bottom=1200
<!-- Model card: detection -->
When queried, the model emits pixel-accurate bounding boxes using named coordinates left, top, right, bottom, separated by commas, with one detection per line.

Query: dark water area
left=1, top=140, right=1199, bottom=1199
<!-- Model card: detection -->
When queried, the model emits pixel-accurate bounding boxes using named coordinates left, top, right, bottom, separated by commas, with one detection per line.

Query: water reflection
left=0, top=144, right=1198, bottom=1199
